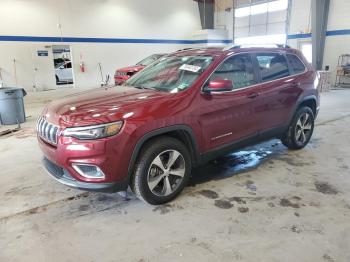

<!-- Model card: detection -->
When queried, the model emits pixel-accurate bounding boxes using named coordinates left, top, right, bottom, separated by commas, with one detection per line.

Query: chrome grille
left=36, top=117, right=59, bottom=145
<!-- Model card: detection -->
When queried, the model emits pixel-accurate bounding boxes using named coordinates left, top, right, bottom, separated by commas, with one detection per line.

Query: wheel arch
left=289, top=95, right=318, bottom=124
left=127, top=125, right=200, bottom=183
left=297, top=96, right=317, bottom=116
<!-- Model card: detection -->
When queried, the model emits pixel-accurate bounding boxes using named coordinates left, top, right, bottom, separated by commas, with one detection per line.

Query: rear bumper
left=315, top=106, right=320, bottom=119
left=43, top=157, right=128, bottom=193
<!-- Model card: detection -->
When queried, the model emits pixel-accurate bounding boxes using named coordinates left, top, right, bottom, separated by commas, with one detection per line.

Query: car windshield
left=125, top=55, right=213, bottom=92
left=55, top=62, right=65, bottom=69
left=136, top=54, right=164, bottom=66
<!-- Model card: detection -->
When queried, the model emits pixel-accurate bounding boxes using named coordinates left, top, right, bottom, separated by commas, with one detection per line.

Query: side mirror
left=59, top=65, right=64, bottom=70
left=204, top=78, right=233, bottom=93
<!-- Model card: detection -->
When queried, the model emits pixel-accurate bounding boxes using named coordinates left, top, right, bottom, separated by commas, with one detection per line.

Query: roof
left=171, top=44, right=298, bottom=57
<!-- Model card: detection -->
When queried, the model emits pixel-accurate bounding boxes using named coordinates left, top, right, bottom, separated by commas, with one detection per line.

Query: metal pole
left=311, top=0, right=330, bottom=70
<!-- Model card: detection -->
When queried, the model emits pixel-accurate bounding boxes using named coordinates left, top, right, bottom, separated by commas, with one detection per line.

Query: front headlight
left=62, top=121, right=123, bottom=140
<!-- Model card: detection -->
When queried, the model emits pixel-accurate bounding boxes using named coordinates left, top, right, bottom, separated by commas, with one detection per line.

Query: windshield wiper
left=132, top=86, right=158, bottom=91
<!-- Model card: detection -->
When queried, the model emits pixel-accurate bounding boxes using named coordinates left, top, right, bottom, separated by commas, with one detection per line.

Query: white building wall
left=287, top=0, right=350, bottom=84
left=287, top=0, right=312, bottom=49
left=323, top=0, right=350, bottom=84
left=214, top=10, right=234, bottom=40
left=0, top=0, right=202, bottom=91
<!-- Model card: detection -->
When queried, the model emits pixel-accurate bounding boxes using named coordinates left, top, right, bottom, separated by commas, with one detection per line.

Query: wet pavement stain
left=267, top=202, right=275, bottom=207
left=152, top=204, right=172, bottom=214
left=15, top=128, right=37, bottom=139
left=245, top=180, right=257, bottom=191
left=78, top=205, right=89, bottom=211
left=315, top=182, right=338, bottom=195
left=214, top=199, right=234, bottom=209
left=5, top=186, right=33, bottom=196
left=65, top=192, right=90, bottom=201
left=280, top=198, right=300, bottom=208
left=198, top=189, right=219, bottom=199
left=340, top=164, right=349, bottom=170
left=229, top=197, right=247, bottom=204
left=291, top=225, right=302, bottom=233
left=189, top=140, right=286, bottom=186
left=277, top=156, right=310, bottom=167
left=238, top=207, right=249, bottom=213
left=323, top=254, right=335, bottom=262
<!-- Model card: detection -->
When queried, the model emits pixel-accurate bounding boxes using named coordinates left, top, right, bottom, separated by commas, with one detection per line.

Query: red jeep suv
left=37, top=45, right=320, bottom=205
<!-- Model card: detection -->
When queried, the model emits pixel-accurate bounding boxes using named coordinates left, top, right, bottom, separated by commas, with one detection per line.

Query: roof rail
left=176, top=48, right=194, bottom=52
left=223, top=43, right=291, bottom=51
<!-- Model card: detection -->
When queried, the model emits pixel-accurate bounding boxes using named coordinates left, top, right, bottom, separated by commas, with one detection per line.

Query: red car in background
left=114, top=53, right=166, bottom=85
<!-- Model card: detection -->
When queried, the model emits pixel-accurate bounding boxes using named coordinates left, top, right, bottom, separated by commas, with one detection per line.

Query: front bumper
left=43, top=157, right=128, bottom=193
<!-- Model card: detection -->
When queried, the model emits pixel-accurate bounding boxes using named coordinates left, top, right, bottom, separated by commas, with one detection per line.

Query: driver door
left=198, top=53, right=263, bottom=151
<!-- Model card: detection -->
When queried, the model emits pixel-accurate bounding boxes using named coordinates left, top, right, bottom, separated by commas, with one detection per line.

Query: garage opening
left=298, top=41, right=312, bottom=63
left=52, top=45, right=74, bottom=86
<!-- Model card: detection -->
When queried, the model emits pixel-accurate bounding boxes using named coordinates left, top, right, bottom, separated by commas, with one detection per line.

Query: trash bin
left=0, top=87, right=27, bottom=125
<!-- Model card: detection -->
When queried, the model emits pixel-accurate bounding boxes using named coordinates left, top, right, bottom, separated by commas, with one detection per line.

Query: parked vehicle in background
left=54, top=58, right=70, bottom=67
left=114, top=53, right=166, bottom=85
left=37, top=45, right=320, bottom=205
left=55, top=61, right=73, bottom=84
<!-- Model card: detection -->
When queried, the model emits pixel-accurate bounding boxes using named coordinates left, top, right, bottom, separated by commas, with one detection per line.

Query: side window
left=66, top=62, right=72, bottom=69
left=287, top=54, right=306, bottom=75
left=256, top=53, right=290, bottom=82
left=210, top=54, right=257, bottom=89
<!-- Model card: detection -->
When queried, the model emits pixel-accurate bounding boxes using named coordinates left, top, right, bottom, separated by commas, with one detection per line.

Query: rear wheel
left=281, top=107, right=315, bottom=150
left=131, top=137, right=192, bottom=205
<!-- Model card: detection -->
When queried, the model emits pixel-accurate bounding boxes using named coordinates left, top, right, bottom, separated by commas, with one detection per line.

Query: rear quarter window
left=256, top=53, right=290, bottom=82
left=286, top=54, right=306, bottom=75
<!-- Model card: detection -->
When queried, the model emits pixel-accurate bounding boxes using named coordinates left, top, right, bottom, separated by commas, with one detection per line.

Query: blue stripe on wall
left=287, top=33, right=312, bottom=39
left=0, top=35, right=232, bottom=44
left=326, top=29, right=350, bottom=36
left=287, top=29, right=350, bottom=39
left=2, top=30, right=350, bottom=43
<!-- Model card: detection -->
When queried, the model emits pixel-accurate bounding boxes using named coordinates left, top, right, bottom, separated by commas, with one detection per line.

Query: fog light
left=72, top=164, right=105, bottom=179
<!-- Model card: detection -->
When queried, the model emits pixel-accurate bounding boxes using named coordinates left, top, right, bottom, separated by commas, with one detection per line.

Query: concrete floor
left=1, top=88, right=350, bottom=262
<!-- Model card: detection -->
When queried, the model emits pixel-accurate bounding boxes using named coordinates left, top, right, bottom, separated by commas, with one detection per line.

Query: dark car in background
left=114, top=53, right=166, bottom=85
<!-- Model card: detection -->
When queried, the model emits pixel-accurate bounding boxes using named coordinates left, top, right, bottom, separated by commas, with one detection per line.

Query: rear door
left=254, top=52, right=302, bottom=131
left=198, top=53, right=263, bottom=151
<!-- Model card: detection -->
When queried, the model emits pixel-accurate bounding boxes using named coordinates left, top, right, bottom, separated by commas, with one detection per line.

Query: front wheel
left=131, top=137, right=192, bottom=205
left=281, top=107, right=315, bottom=150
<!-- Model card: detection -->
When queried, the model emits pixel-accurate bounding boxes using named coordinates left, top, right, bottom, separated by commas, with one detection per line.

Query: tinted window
left=210, top=54, right=257, bottom=89
left=287, top=54, right=306, bottom=74
left=256, top=53, right=290, bottom=82
left=65, top=62, right=72, bottom=69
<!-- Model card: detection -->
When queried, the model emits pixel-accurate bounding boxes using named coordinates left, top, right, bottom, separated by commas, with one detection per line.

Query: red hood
left=115, top=65, right=145, bottom=73
left=43, top=86, right=171, bottom=127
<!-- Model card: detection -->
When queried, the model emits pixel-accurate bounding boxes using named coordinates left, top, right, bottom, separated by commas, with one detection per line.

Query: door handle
left=247, top=92, right=259, bottom=99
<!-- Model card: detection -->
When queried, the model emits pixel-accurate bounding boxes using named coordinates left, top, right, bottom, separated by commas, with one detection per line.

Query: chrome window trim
left=200, top=51, right=307, bottom=95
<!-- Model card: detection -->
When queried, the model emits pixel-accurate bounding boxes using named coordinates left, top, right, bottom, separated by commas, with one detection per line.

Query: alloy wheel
left=147, top=150, right=186, bottom=196
left=295, top=112, right=313, bottom=145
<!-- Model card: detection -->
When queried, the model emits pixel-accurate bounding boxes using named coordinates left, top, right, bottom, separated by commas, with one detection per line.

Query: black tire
left=281, top=106, right=315, bottom=150
left=55, top=75, right=59, bottom=85
left=131, top=136, right=192, bottom=205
